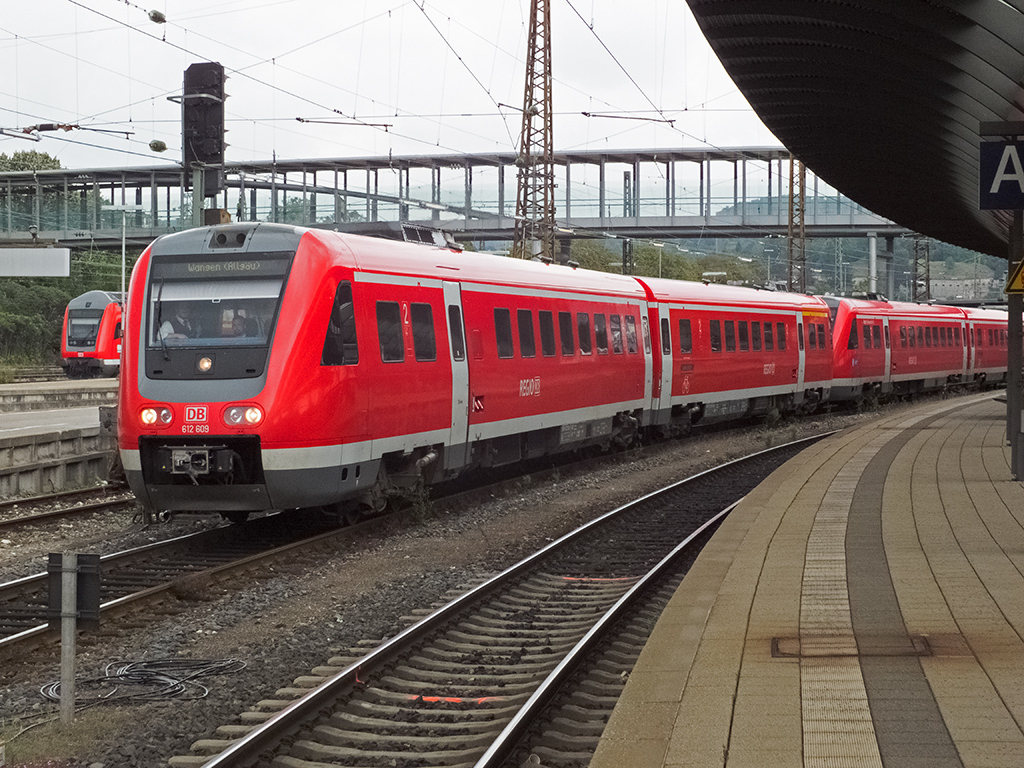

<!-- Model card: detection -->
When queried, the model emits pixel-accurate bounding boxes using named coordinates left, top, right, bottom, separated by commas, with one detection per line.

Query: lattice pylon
left=913, top=236, right=931, bottom=302
left=512, top=0, right=555, bottom=260
left=787, top=154, right=806, bottom=292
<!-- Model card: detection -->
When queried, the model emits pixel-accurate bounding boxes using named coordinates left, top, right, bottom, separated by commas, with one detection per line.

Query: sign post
left=47, top=553, right=101, bottom=725
left=980, top=121, right=1024, bottom=479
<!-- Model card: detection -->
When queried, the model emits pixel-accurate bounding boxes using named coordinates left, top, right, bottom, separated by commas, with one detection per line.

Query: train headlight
left=140, top=407, right=172, bottom=426
left=224, top=405, right=263, bottom=426
left=197, top=356, right=214, bottom=373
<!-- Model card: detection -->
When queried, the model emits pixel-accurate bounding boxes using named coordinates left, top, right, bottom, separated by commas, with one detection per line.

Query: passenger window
left=818, top=324, right=827, bottom=349
left=955, top=327, right=962, bottom=346
left=710, top=319, right=722, bottom=352
left=777, top=322, right=787, bottom=350
left=848, top=322, right=859, bottom=349
left=578, top=313, right=593, bottom=355
left=625, top=316, right=638, bottom=353
left=988, top=328, right=994, bottom=346
left=539, top=311, right=556, bottom=356
left=322, top=281, right=358, bottom=366
left=641, top=316, right=651, bottom=354
left=411, top=303, right=436, bottom=361
left=900, top=326, right=907, bottom=347
left=661, top=318, right=671, bottom=355
left=751, top=322, right=761, bottom=351
left=448, top=306, right=465, bottom=361
left=738, top=321, right=749, bottom=351
left=872, top=325, right=881, bottom=348
left=595, top=314, right=608, bottom=354
left=376, top=301, right=404, bottom=362
left=808, top=324, right=817, bottom=349
left=559, top=311, right=575, bottom=356
left=724, top=320, right=736, bottom=352
left=518, top=309, right=536, bottom=358
left=763, top=321, right=774, bottom=351
left=797, top=322, right=804, bottom=351
left=863, top=324, right=871, bottom=349
left=494, top=308, right=514, bottom=359
left=917, top=327, right=924, bottom=347
left=679, top=318, right=692, bottom=354
left=925, top=327, right=932, bottom=347
left=610, top=315, right=624, bottom=353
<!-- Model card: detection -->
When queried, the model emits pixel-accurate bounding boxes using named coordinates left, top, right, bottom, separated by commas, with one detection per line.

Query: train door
left=443, top=281, right=470, bottom=470
left=796, top=314, right=806, bottom=399
left=960, top=320, right=969, bottom=378
left=882, top=317, right=892, bottom=387
left=650, top=303, right=673, bottom=425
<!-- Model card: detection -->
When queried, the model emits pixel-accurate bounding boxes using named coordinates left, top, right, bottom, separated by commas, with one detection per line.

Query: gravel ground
left=0, top=401, right=927, bottom=767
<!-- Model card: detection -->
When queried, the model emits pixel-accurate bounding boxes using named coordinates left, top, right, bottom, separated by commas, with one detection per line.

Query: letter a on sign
left=990, top=145, right=1024, bottom=194
left=980, top=140, right=1024, bottom=210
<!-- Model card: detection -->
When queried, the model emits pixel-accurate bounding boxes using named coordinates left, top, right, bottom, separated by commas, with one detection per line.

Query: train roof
left=639, top=275, right=829, bottom=310
left=824, top=295, right=969, bottom=319
left=313, top=229, right=650, bottom=300
left=67, top=290, right=122, bottom=310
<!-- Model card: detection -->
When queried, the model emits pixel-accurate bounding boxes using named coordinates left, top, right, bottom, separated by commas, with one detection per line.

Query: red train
left=61, top=290, right=123, bottom=378
left=117, top=223, right=1009, bottom=522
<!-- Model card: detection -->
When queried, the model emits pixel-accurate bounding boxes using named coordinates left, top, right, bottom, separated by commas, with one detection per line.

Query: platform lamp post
left=979, top=121, right=1024, bottom=479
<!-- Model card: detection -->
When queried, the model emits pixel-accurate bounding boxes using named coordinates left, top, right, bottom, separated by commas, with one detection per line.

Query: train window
left=807, top=323, right=816, bottom=349
left=321, top=281, right=359, bottom=366
left=955, top=327, right=962, bottom=346
left=578, top=313, right=593, bottom=355
left=724, top=320, right=736, bottom=352
left=847, top=323, right=859, bottom=349
left=797, top=322, right=805, bottom=351
left=448, top=306, right=466, bottom=361
left=970, top=327, right=975, bottom=346
left=114, top=321, right=123, bottom=340
left=925, top=327, right=932, bottom=347
left=595, top=314, right=609, bottom=354
left=939, top=327, right=947, bottom=346
left=777, top=322, right=786, bottom=350
left=872, top=325, right=882, bottom=348
left=641, top=316, right=651, bottom=354
left=988, top=328, right=994, bottom=346
left=625, top=316, right=638, bottom=353
left=661, top=318, right=672, bottom=355
left=738, top=321, right=749, bottom=351
left=899, top=326, right=907, bottom=347
left=610, top=315, right=624, bottom=353
left=763, top=321, right=774, bottom=351
left=846, top=325, right=854, bottom=350
left=751, top=322, right=761, bottom=351
left=559, top=312, right=576, bottom=356
left=1002, top=329, right=1007, bottom=346
left=539, top=311, right=556, bottom=356
left=411, top=304, right=436, bottom=362
left=710, top=320, right=722, bottom=352
left=376, top=301, right=404, bottom=362
left=679, top=319, right=693, bottom=354
left=862, top=324, right=871, bottom=349
left=494, top=308, right=514, bottom=359
left=917, top=327, right=924, bottom=347
left=518, top=309, right=536, bottom=358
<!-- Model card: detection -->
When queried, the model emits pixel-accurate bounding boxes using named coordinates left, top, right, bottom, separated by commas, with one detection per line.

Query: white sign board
left=0, top=248, right=70, bottom=277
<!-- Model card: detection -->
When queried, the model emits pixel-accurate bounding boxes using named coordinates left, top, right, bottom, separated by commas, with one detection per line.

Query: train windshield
left=147, top=278, right=283, bottom=348
left=67, top=310, right=103, bottom=347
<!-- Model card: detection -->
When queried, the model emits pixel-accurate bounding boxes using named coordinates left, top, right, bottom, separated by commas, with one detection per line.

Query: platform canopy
left=684, top=0, right=1024, bottom=258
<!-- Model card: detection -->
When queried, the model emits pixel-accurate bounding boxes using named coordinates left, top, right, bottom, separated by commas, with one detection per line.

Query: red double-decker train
left=117, top=223, right=1008, bottom=522
left=61, top=290, right=123, bottom=378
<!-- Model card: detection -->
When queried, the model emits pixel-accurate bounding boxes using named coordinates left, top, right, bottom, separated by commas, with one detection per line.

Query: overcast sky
left=0, top=0, right=780, bottom=169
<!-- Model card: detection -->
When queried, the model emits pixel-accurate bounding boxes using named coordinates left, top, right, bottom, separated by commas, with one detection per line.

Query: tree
left=0, top=150, right=61, bottom=172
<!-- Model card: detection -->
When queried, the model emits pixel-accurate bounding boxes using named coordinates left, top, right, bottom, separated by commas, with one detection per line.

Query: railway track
left=165, top=434, right=829, bottom=768
left=0, top=509, right=383, bottom=660
left=0, top=486, right=134, bottom=533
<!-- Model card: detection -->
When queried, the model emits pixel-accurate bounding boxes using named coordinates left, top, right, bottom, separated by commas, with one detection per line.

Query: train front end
left=119, top=222, right=306, bottom=520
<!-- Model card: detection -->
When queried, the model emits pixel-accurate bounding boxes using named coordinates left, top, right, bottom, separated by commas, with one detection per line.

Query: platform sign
left=0, top=248, right=70, bottom=276
left=980, top=122, right=1024, bottom=211
left=1007, top=260, right=1024, bottom=294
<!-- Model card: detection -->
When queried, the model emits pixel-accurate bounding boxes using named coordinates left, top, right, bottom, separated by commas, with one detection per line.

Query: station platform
left=0, top=377, right=117, bottom=413
left=590, top=392, right=1024, bottom=768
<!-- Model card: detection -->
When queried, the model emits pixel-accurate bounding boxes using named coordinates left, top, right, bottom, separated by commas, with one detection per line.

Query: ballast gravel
left=0, top=402, right=931, bottom=767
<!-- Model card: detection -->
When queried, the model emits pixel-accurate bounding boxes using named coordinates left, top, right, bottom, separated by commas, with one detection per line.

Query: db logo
left=184, top=406, right=207, bottom=422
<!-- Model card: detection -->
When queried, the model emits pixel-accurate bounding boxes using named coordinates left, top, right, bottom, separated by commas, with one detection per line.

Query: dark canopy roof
left=685, top=0, right=1024, bottom=257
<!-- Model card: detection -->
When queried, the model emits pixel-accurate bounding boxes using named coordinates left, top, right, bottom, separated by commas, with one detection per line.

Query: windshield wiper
left=155, top=280, right=170, bottom=361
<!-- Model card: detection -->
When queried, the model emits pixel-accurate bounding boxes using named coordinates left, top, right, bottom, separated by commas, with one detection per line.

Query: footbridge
left=0, top=147, right=911, bottom=249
